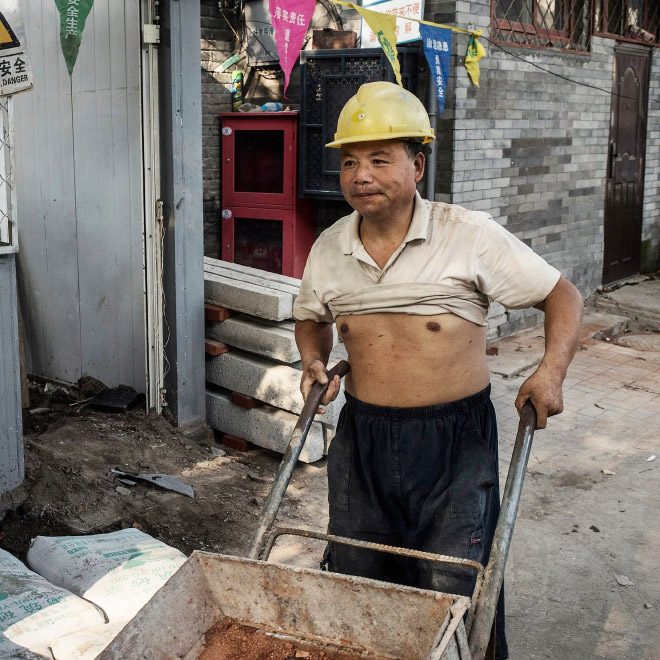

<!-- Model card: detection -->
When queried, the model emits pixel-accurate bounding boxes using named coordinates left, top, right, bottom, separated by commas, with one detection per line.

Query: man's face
left=339, top=140, right=425, bottom=220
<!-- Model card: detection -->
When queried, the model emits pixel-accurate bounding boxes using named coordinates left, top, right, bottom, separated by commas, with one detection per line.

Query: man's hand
left=515, top=364, right=564, bottom=429
left=300, top=359, right=341, bottom=412
left=517, top=276, right=583, bottom=430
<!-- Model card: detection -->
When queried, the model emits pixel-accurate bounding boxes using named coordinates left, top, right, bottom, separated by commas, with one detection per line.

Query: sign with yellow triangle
left=0, top=11, right=20, bottom=50
left=0, top=1, right=32, bottom=96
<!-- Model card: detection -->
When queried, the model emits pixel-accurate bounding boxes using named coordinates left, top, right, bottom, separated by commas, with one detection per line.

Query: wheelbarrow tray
left=98, top=550, right=470, bottom=660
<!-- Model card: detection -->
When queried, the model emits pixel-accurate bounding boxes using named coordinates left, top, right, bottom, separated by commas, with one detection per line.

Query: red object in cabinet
left=219, top=112, right=314, bottom=278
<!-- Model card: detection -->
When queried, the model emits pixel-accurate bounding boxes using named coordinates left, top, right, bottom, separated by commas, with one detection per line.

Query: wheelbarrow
left=99, top=361, right=537, bottom=660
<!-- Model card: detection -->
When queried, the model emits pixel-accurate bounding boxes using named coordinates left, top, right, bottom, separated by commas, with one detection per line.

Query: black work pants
left=325, top=386, right=508, bottom=660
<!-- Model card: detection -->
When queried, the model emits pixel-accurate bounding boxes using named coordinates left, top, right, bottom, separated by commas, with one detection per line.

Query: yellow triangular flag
left=465, top=33, right=486, bottom=86
left=353, top=5, right=402, bottom=87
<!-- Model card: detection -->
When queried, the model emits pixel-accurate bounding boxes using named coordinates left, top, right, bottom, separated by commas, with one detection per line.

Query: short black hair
left=402, top=140, right=431, bottom=159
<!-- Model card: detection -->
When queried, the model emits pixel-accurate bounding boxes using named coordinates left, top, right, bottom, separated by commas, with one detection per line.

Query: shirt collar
left=340, top=190, right=430, bottom=256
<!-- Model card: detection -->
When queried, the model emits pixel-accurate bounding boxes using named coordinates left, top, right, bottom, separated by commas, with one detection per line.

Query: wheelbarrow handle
left=247, top=360, right=351, bottom=560
left=467, top=401, right=537, bottom=660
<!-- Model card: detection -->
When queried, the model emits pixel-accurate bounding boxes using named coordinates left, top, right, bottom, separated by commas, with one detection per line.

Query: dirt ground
left=2, top=312, right=660, bottom=660
left=0, top=381, right=329, bottom=565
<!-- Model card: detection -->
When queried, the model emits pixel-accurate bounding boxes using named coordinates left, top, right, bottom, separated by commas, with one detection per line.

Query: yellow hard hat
left=326, top=81, right=435, bottom=148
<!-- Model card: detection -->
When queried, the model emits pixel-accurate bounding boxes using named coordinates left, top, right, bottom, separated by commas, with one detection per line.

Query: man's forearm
left=295, top=320, right=334, bottom=368
left=535, top=276, right=584, bottom=378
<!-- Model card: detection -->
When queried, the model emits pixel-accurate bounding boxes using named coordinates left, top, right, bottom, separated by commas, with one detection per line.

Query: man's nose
left=353, top=162, right=373, bottom=183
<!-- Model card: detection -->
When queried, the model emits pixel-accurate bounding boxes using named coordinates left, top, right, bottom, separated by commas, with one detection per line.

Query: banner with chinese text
left=54, top=0, right=94, bottom=75
left=269, top=0, right=315, bottom=96
left=0, top=0, right=33, bottom=95
left=360, top=0, right=423, bottom=48
left=419, top=23, right=451, bottom=114
left=352, top=4, right=402, bottom=86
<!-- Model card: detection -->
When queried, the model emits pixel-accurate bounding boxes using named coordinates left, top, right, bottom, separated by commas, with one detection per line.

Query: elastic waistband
left=344, top=385, right=492, bottom=419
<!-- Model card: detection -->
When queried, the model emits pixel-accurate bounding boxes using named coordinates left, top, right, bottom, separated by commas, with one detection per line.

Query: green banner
left=54, top=0, right=94, bottom=75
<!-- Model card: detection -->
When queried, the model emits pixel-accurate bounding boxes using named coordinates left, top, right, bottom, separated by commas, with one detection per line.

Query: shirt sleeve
left=293, top=247, right=334, bottom=323
left=474, top=217, right=561, bottom=309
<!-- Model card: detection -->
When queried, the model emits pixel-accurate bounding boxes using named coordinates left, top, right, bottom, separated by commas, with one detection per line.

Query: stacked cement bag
left=204, top=258, right=345, bottom=463
left=26, top=529, right=187, bottom=659
left=0, top=549, right=104, bottom=659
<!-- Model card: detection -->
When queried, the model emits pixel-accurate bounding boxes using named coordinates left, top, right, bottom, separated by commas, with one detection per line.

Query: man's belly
left=336, top=312, right=490, bottom=407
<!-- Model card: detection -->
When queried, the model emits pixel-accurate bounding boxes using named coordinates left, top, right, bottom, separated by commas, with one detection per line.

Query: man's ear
left=414, top=152, right=425, bottom=183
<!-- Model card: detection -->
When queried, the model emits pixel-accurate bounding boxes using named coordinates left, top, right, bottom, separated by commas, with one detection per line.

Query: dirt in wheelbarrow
left=199, top=618, right=372, bottom=660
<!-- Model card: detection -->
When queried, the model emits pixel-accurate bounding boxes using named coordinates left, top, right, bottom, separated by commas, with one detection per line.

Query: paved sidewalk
left=491, top=324, right=660, bottom=660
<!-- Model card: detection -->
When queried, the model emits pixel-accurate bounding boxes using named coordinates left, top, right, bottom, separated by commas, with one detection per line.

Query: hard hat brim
left=326, top=131, right=436, bottom=149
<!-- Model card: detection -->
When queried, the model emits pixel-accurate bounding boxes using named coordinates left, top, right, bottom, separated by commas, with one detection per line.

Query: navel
left=340, top=323, right=350, bottom=334
left=426, top=321, right=441, bottom=332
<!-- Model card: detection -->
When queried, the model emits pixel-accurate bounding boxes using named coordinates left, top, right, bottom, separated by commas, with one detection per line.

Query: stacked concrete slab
left=204, top=258, right=344, bottom=463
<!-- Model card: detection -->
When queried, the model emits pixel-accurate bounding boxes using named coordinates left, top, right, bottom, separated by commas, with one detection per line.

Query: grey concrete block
left=204, top=273, right=293, bottom=321
left=205, top=350, right=344, bottom=426
left=206, top=315, right=340, bottom=363
left=204, top=264, right=300, bottom=300
left=207, top=315, right=301, bottom=363
left=205, top=390, right=324, bottom=463
left=204, top=257, right=301, bottom=289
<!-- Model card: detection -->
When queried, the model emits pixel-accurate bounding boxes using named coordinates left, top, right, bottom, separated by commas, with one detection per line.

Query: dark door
left=603, top=44, right=651, bottom=285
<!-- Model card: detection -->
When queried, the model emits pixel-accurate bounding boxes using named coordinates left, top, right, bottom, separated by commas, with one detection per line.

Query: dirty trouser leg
left=325, top=388, right=508, bottom=660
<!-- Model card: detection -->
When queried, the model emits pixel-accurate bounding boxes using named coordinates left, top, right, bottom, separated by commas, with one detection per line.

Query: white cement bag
left=0, top=549, right=105, bottom=659
left=49, top=622, right=126, bottom=660
left=27, top=529, right=186, bottom=622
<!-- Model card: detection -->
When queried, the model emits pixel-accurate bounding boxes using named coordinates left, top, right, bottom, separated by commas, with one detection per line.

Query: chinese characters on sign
left=269, top=0, right=315, bottom=96
left=0, top=1, right=33, bottom=95
left=360, top=0, right=422, bottom=48
left=419, top=23, right=451, bottom=113
left=54, top=0, right=94, bottom=75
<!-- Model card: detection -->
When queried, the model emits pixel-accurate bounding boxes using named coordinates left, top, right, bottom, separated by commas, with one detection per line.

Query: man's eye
left=373, top=159, right=386, bottom=165
left=342, top=161, right=355, bottom=168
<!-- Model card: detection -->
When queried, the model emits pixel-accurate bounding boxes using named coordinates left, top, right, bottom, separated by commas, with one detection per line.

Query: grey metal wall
left=13, top=0, right=146, bottom=390
left=0, top=255, right=24, bottom=495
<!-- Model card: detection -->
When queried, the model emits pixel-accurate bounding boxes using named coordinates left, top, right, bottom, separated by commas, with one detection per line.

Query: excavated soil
left=0, top=380, right=329, bottom=564
left=199, top=618, right=367, bottom=660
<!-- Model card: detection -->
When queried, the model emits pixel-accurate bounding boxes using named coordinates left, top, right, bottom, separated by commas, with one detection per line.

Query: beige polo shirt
left=293, top=191, right=561, bottom=327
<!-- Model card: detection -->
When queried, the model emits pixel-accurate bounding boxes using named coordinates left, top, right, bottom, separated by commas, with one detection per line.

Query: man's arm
left=514, top=276, right=583, bottom=429
left=295, top=319, right=341, bottom=406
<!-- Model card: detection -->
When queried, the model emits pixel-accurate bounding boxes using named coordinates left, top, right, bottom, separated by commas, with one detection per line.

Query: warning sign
left=0, top=1, right=32, bottom=96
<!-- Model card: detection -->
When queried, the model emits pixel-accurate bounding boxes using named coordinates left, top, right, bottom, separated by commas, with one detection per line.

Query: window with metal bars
left=492, top=0, right=591, bottom=52
left=594, top=0, right=659, bottom=45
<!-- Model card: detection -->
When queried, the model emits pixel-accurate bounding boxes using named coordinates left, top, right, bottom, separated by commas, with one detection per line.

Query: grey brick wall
left=642, top=49, right=660, bottom=273
left=449, top=0, right=617, bottom=338
left=201, top=1, right=233, bottom=258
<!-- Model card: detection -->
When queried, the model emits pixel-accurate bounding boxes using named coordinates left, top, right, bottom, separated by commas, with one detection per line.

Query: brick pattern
left=435, top=0, right=617, bottom=338
left=642, top=49, right=660, bottom=273
left=201, top=1, right=234, bottom=258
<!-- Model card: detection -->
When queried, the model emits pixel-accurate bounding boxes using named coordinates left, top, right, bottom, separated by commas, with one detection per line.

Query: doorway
left=602, top=44, right=651, bottom=285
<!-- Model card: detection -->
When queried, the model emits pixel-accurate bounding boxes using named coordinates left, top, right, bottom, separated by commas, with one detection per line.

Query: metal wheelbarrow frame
left=248, top=360, right=538, bottom=660
left=99, top=361, right=536, bottom=660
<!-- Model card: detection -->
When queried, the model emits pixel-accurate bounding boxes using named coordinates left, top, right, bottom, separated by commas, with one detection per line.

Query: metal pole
left=468, top=402, right=537, bottom=659
left=248, top=360, right=350, bottom=560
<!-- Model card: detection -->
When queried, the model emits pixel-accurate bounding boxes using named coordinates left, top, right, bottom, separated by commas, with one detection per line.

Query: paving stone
left=205, top=350, right=344, bottom=426
left=206, top=316, right=300, bottom=362
left=204, top=273, right=293, bottom=321
left=206, top=390, right=324, bottom=463
left=204, top=262, right=300, bottom=299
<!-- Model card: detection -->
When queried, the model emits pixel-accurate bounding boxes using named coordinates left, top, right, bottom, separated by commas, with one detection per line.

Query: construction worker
left=293, top=81, right=583, bottom=659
